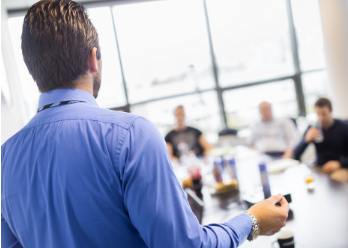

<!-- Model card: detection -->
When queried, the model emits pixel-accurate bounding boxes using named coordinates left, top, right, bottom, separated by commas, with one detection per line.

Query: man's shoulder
left=165, top=129, right=176, bottom=138
left=334, top=119, right=348, bottom=132
left=86, top=107, right=143, bottom=129
left=28, top=104, right=144, bottom=130
left=335, top=118, right=348, bottom=127
left=67, top=106, right=159, bottom=137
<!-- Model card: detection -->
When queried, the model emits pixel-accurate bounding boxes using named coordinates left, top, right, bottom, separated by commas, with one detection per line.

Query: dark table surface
left=197, top=157, right=348, bottom=248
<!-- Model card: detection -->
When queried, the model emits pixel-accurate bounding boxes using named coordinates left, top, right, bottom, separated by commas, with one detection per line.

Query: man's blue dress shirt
left=2, top=89, right=252, bottom=248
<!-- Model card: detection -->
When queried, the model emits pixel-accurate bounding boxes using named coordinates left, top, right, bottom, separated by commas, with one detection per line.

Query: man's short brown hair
left=22, top=0, right=101, bottom=93
left=315, top=98, right=332, bottom=111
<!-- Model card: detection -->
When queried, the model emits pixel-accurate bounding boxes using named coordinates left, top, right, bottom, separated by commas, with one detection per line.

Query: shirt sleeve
left=293, top=126, right=311, bottom=161
left=1, top=214, right=23, bottom=248
left=117, top=117, right=252, bottom=248
left=192, top=127, right=203, bottom=137
left=164, top=131, right=172, bottom=144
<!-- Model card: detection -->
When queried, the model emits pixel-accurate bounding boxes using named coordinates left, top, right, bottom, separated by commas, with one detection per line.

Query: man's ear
left=88, top=47, right=99, bottom=73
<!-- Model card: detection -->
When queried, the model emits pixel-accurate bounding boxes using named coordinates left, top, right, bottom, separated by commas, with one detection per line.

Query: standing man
left=2, top=1, right=289, bottom=247
left=294, top=98, right=348, bottom=174
left=249, top=102, right=298, bottom=159
left=165, top=105, right=211, bottom=161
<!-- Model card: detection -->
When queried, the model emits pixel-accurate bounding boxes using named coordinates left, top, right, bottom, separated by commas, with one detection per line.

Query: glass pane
left=88, top=7, right=126, bottom=108
left=223, top=80, right=298, bottom=129
left=112, top=0, right=215, bottom=104
left=206, top=0, right=294, bottom=87
left=131, top=91, right=222, bottom=143
left=8, top=16, right=39, bottom=119
left=291, top=0, right=326, bottom=71
left=302, top=70, right=329, bottom=117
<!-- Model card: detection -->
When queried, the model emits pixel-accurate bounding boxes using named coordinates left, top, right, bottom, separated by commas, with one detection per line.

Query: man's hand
left=305, top=127, right=321, bottom=143
left=322, top=161, right=341, bottom=174
left=281, top=150, right=293, bottom=159
left=248, top=194, right=289, bottom=236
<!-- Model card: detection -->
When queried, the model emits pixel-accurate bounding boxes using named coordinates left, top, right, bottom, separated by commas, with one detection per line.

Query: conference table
left=173, top=147, right=348, bottom=248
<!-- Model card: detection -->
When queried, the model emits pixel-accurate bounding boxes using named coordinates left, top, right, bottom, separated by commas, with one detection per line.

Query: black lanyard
left=37, top=100, right=85, bottom=113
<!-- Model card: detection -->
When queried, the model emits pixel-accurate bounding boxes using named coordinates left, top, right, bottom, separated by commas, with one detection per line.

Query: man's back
left=1, top=89, right=150, bottom=247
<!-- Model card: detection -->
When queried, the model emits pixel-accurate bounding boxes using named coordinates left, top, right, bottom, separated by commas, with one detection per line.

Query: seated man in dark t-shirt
left=293, top=98, right=348, bottom=174
left=165, top=105, right=212, bottom=161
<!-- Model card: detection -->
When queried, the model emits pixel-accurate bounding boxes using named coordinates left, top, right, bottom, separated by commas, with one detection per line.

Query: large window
left=131, top=91, right=221, bottom=143
left=223, top=80, right=298, bottom=129
left=302, top=71, right=329, bottom=115
left=88, top=7, right=127, bottom=109
left=8, top=16, right=39, bottom=118
left=206, top=0, right=294, bottom=87
left=291, top=0, right=326, bottom=71
left=6, top=0, right=329, bottom=138
left=112, top=0, right=215, bottom=104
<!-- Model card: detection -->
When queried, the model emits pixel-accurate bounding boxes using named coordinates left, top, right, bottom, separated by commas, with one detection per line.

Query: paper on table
left=267, top=158, right=300, bottom=173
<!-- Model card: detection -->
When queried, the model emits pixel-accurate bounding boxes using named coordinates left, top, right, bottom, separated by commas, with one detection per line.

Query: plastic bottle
left=259, top=162, right=271, bottom=199
left=177, top=140, right=189, bottom=164
left=224, top=156, right=238, bottom=180
left=187, top=152, right=203, bottom=198
left=213, top=157, right=224, bottom=183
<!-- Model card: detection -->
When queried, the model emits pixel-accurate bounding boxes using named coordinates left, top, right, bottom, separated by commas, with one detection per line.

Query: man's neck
left=75, top=74, right=94, bottom=96
left=323, top=118, right=335, bottom=130
left=262, top=118, right=273, bottom=123
left=174, top=123, right=187, bottom=131
left=75, top=84, right=93, bottom=96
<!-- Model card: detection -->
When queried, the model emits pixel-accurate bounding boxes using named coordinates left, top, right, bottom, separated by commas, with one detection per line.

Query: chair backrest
left=218, top=127, right=238, bottom=137
left=289, top=117, right=298, bottom=128
left=185, top=188, right=204, bottom=224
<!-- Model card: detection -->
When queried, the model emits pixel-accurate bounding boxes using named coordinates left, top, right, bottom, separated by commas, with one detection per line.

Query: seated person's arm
left=166, top=142, right=179, bottom=162
left=322, top=132, right=348, bottom=173
left=281, top=150, right=294, bottom=159
left=293, top=126, right=315, bottom=160
left=341, top=129, right=348, bottom=168
left=1, top=214, right=23, bottom=248
left=322, top=155, right=348, bottom=173
left=198, top=135, right=212, bottom=156
left=342, top=158, right=348, bottom=168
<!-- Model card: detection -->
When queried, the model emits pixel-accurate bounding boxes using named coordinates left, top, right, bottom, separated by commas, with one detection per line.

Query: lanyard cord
left=37, top=100, right=85, bottom=113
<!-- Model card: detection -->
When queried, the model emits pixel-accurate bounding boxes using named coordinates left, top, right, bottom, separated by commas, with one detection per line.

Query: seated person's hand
left=249, top=194, right=289, bottom=236
left=305, top=127, right=321, bottom=143
left=322, top=161, right=341, bottom=174
left=281, top=150, right=293, bottom=159
left=171, top=157, right=179, bottom=162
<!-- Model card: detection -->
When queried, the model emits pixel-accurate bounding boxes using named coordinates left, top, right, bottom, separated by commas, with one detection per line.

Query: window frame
left=7, top=0, right=325, bottom=129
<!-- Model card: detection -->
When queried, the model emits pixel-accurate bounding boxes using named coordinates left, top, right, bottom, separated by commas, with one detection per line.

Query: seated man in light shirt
left=249, top=102, right=298, bottom=159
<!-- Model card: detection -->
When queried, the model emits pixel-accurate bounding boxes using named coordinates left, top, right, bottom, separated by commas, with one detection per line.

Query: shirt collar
left=38, top=88, right=99, bottom=109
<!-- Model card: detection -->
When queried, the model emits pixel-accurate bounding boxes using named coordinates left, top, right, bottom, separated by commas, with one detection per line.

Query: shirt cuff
left=223, top=213, right=253, bottom=245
